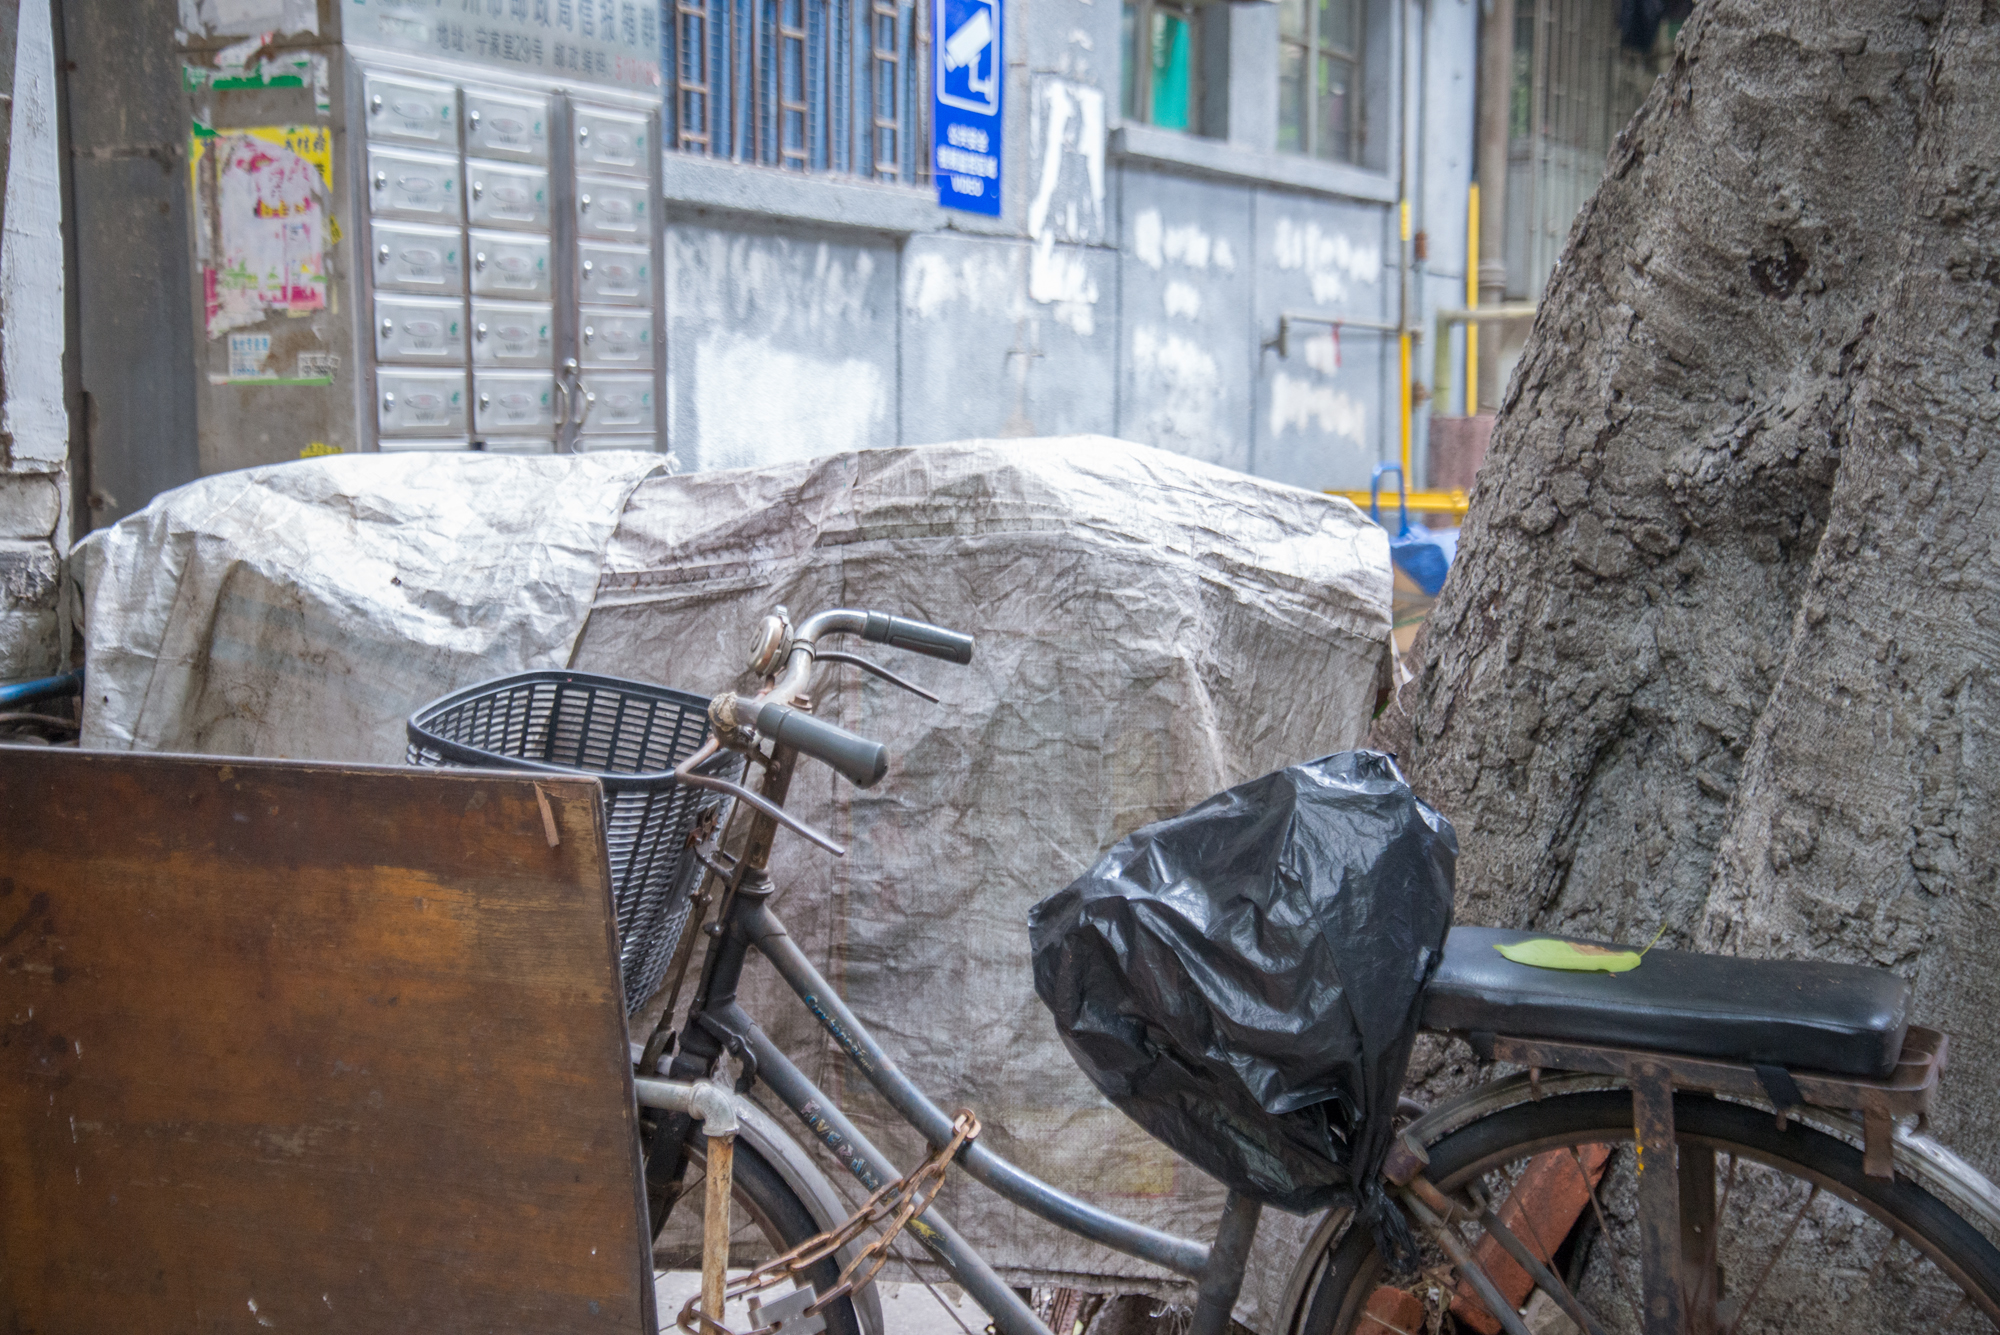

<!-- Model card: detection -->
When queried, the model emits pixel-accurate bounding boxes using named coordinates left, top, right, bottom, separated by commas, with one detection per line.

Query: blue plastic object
left=0, top=667, right=83, bottom=708
left=1370, top=464, right=1457, bottom=597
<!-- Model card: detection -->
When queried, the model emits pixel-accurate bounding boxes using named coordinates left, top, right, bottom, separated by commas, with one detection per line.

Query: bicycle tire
left=1298, top=1089, right=2000, bottom=1334
left=653, top=1136, right=864, bottom=1335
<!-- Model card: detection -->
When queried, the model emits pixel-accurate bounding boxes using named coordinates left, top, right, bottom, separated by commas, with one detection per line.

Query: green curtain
left=1150, top=12, right=1193, bottom=130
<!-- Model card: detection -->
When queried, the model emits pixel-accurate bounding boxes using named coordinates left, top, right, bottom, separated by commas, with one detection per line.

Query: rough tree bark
left=1381, top=0, right=2000, bottom=1171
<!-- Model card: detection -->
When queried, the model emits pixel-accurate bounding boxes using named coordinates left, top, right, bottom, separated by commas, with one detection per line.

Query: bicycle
left=410, top=605, right=2000, bottom=1335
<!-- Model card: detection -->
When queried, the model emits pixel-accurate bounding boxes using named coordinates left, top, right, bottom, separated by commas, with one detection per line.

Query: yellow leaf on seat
left=1493, top=938, right=1644, bottom=973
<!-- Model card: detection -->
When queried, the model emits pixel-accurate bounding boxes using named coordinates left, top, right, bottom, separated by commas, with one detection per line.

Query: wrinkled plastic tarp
left=1029, top=752, right=1457, bottom=1223
left=74, top=451, right=666, bottom=757
left=74, top=437, right=1394, bottom=1328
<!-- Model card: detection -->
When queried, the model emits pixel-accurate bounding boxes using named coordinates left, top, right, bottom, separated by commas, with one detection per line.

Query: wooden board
left=0, top=746, right=654, bottom=1333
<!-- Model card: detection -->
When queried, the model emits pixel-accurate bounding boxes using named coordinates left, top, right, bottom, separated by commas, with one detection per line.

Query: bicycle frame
left=642, top=739, right=1261, bottom=1335
left=637, top=721, right=2000, bottom=1335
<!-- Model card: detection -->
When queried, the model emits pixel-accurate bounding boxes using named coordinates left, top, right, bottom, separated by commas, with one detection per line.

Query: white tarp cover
left=75, top=450, right=667, bottom=756
left=74, top=438, right=1393, bottom=1328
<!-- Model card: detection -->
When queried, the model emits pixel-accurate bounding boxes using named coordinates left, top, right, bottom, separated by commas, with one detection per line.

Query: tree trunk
left=1382, top=0, right=2000, bottom=1171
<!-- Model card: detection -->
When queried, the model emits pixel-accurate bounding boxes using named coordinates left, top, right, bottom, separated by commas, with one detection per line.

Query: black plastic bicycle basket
left=407, top=669, right=739, bottom=1015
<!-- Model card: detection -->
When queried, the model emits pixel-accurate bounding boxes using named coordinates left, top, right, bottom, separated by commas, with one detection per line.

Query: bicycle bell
left=747, top=606, right=792, bottom=677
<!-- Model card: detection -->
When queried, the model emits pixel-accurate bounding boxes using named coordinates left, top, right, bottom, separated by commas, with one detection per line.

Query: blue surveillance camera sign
left=933, top=0, right=1002, bottom=215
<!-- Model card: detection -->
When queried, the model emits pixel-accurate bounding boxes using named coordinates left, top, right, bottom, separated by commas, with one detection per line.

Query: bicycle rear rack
left=1463, top=1024, right=1947, bottom=1179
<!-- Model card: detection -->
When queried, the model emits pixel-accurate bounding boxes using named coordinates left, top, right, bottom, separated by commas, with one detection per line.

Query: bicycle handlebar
left=675, top=606, right=970, bottom=837
left=859, top=611, right=975, bottom=665
left=743, top=698, right=888, bottom=788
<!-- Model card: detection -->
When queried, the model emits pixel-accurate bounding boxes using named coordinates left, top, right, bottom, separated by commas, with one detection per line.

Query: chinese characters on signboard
left=344, top=0, right=663, bottom=90
left=933, top=0, right=1002, bottom=215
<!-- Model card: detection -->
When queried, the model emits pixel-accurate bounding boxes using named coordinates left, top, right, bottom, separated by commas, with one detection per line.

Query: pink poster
left=197, top=127, right=331, bottom=338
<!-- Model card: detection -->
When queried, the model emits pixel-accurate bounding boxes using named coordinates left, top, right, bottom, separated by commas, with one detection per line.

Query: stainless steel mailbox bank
left=182, top=1, right=663, bottom=465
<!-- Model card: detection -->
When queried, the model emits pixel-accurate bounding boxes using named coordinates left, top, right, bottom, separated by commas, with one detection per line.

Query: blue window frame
left=664, top=0, right=925, bottom=180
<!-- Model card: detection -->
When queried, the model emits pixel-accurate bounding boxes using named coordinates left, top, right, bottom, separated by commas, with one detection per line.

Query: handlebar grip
left=860, top=611, right=975, bottom=665
left=748, top=700, right=889, bottom=788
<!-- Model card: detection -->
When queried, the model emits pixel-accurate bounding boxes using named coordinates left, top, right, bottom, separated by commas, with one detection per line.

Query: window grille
left=665, top=0, right=927, bottom=180
left=1504, top=0, right=1663, bottom=299
left=1278, top=0, right=1362, bottom=163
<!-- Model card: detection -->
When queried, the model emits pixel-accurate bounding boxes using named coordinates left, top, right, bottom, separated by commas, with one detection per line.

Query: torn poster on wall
left=191, top=124, right=333, bottom=340
left=178, top=0, right=320, bottom=37
left=184, top=48, right=333, bottom=114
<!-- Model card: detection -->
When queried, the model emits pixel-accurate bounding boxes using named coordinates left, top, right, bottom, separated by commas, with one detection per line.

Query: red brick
left=1360, top=1286, right=1426, bottom=1334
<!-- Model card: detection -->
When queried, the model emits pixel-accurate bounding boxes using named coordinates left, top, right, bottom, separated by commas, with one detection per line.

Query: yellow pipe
left=1398, top=199, right=1413, bottom=484
left=1465, top=184, right=1479, bottom=415
left=1399, top=333, right=1412, bottom=484
left=1327, top=488, right=1471, bottom=520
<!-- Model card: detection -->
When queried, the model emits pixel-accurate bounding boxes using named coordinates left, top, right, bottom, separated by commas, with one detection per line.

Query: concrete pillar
left=1, top=0, right=70, bottom=679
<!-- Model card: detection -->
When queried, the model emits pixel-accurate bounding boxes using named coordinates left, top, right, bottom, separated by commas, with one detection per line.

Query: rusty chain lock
left=678, top=1109, right=982, bottom=1335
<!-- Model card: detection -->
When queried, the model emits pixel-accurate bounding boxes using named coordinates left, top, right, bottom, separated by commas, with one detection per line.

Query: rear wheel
left=1299, top=1089, right=2000, bottom=1334
left=651, top=1135, right=865, bottom=1335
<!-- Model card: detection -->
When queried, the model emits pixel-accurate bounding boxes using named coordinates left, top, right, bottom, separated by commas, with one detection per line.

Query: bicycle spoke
left=1569, top=1144, right=1640, bottom=1318
left=1498, top=1175, right=1602, bottom=1335
left=1714, top=1151, right=1739, bottom=1240
left=1721, top=1181, right=1819, bottom=1334
left=1308, top=1092, right=2000, bottom=1335
left=892, top=1239, right=982, bottom=1335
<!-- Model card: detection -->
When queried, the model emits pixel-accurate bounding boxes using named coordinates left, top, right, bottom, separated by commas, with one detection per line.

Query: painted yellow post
left=1465, top=184, right=1480, bottom=414
left=1399, top=199, right=1413, bottom=485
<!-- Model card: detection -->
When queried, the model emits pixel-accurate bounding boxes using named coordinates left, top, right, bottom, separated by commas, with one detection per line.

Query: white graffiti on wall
left=1269, top=371, right=1366, bottom=444
left=1132, top=209, right=1237, bottom=273
left=1028, top=246, right=1097, bottom=335
left=1271, top=218, right=1380, bottom=304
left=1027, top=79, right=1106, bottom=335
left=1027, top=80, right=1105, bottom=240
left=693, top=333, right=888, bottom=470
left=1162, top=280, right=1202, bottom=320
left=1302, top=331, right=1339, bottom=374
left=1131, top=326, right=1229, bottom=463
left=674, top=231, right=880, bottom=328
left=1056, top=27, right=1095, bottom=79
left=904, top=246, right=1024, bottom=322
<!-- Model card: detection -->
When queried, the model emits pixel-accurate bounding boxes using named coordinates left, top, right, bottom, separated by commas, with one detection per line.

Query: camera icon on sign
left=938, top=0, right=1000, bottom=114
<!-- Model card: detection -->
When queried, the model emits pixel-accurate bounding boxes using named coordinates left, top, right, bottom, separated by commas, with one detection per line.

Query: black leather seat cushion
left=1420, top=926, right=1913, bottom=1079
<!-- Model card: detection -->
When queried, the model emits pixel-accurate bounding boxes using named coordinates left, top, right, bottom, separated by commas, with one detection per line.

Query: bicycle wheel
left=652, top=1136, right=865, bottom=1335
left=1298, top=1087, right=2000, bottom=1334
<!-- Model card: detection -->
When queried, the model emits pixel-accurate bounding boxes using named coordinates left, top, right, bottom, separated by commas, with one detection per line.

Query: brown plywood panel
left=0, top=746, right=653, bottom=1334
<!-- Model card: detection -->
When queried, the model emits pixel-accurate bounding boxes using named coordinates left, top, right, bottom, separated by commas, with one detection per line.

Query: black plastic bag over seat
left=1420, top=926, right=1913, bottom=1079
left=1030, top=752, right=1456, bottom=1217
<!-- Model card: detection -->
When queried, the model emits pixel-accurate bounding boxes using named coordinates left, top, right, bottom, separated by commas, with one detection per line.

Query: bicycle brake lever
left=677, top=767, right=847, bottom=856
left=814, top=649, right=940, bottom=704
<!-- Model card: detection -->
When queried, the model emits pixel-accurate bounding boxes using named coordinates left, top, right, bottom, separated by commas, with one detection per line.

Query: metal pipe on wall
left=1472, top=0, right=1513, bottom=411
left=1394, top=0, right=1411, bottom=485
left=1395, top=0, right=1428, bottom=487
left=1464, top=181, right=1478, bottom=413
